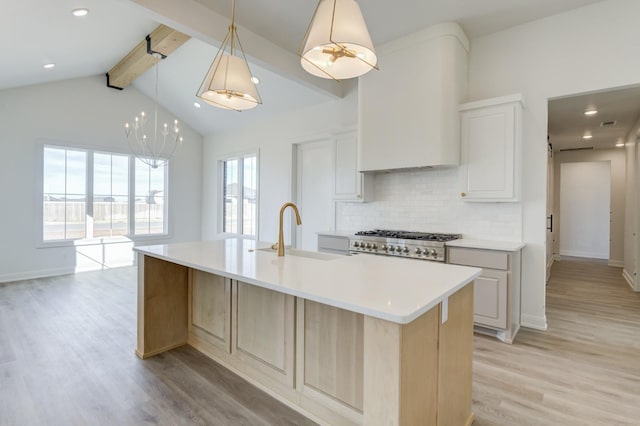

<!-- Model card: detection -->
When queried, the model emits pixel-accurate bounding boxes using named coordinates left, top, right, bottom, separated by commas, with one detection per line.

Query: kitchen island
left=134, top=239, right=481, bottom=426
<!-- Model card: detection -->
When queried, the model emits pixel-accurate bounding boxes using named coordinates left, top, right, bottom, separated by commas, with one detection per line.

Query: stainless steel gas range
left=349, top=230, right=461, bottom=262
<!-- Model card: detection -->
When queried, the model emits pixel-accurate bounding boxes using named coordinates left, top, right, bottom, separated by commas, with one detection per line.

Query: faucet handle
left=271, top=242, right=279, bottom=250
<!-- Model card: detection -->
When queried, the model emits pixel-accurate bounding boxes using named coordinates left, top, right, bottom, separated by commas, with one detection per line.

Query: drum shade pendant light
left=196, top=0, right=261, bottom=111
left=299, top=0, right=378, bottom=81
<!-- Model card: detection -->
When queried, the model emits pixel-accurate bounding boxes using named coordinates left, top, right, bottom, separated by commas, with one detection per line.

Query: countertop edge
left=133, top=244, right=481, bottom=324
left=446, top=239, right=525, bottom=252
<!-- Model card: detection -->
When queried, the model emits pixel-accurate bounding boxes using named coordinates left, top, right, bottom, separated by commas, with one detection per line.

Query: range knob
left=395, top=246, right=403, bottom=253
left=402, top=247, right=409, bottom=253
left=381, top=244, right=388, bottom=251
left=430, top=249, right=438, bottom=257
left=353, top=241, right=360, bottom=248
left=365, top=243, right=372, bottom=250
left=372, top=244, right=378, bottom=250
left=414, top=248, right=423, bottom=255
left=387, top=245, right=395, bottom=252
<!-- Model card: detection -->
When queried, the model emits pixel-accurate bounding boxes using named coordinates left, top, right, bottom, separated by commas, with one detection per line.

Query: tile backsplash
left=336, top=167, right=522, bottom=241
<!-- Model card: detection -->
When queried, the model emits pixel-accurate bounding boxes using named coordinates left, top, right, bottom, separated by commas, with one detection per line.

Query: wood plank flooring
left=0, top=268, right=316, bottom=426
left=1, top=259, right=638, bottom=425
left=473, top=258, right=640, bottom=425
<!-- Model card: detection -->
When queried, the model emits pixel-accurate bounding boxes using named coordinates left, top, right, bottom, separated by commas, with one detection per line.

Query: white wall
left=468, top=0, right=640, bottom=329
left=202, top=81, right=359, bottom=245
left=558, top=161, right=612, bottom=260
left=0, top=76, right=203, bottom=282
left=554, top=150, right=625, bottom=265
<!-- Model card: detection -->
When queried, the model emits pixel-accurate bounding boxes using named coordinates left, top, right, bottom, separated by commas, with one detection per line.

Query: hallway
left=473, top=258, right=640, bottom=425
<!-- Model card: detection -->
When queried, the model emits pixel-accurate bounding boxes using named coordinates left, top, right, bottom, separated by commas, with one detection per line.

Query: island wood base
left=136, top=254, right=474, bottom=426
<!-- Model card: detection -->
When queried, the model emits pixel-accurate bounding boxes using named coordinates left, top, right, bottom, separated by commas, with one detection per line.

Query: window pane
left=65, top=150, right=86, bottom=195
left=135, top=159, right=166, bottom=235
left=65, top=195, right=86, bottom=239
left=43, top=194, right=65, bottom=240
left=43, top=147, right=86, bottom=241
left=112, top=155, right=129, bottom=195
left=242, top=156, right=256, bottom=236
left=223, top=159, right=238, bottom=234
left=93, top=153, right=129, bottom=238
left=43, top=148, right=65, bottom=194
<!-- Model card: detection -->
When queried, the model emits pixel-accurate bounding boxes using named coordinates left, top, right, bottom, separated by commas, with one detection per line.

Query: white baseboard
left=521, top=313, right=548, bottom=331
left=608, top=260, right=624, bottom=268
left=0, top=267, right=75, bottom=284
left=622, top=269, right=638, bottom=291
left=559, top=250, right=608, bottom=259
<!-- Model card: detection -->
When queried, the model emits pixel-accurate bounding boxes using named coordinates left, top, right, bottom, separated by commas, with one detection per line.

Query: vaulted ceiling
left=2, top=0, right=607, bottom=138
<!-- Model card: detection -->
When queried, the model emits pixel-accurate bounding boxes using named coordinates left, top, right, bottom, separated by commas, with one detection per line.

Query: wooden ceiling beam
left=106, top=24, right=190, bottom=90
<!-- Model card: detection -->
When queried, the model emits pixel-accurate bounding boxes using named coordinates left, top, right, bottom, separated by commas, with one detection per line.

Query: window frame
left=36, top=140, right=171, bottom=248
left=218, top=150, right=259, bottom=239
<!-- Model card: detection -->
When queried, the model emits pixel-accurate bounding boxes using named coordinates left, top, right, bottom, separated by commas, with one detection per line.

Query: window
left=134, top=159, right=166, bottom=235
left=42, top=144, right=168, bottom=243
left=93, top=152, right=129, bottom=238
left=222, top=153, right=257, bottom=236
left=43, top=147, right=87, bottom=240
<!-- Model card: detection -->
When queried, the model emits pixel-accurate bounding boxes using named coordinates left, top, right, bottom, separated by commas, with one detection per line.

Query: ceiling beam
left=122, top=0, right=343, bottom=99
left=106, top=24, right=190, bottom=90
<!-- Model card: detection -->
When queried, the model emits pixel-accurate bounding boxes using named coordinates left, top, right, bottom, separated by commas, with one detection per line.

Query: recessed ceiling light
left=43, top=63, right=56, bottom=69
left=582, top=133, right=592, bottom=139
left=251, top=76, right=260, bottom=84
left=72, top=8, right=89, bottom=17
left=193, top=102, right=201, bottom=108
left=584, top=109, right=598, bottom=116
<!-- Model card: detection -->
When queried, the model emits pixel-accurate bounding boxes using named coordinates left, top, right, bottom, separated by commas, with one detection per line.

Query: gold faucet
left=277, top=202, right=302, bottom=256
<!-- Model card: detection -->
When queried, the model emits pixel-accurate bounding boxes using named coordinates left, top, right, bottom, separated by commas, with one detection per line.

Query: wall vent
left=600, top=120, right=617, bottom=127
left=559, top=147, right=594, bottom=152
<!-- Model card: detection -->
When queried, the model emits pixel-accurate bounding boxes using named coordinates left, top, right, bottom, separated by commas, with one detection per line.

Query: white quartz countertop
left=446, top=239, right=525, bottom=252
left=134, top=239, right=481, bottom=324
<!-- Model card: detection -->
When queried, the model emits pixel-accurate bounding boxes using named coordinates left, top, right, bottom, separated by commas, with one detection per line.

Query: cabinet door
left=301, top=300, right=364, bottom=412
left=190, top=270, right=231, bottom=353
left=459, top=100, right=520, bottom=201
left=232, top=281, right=295, bottom=387
left=473, top=269, right=508, bottom=329
left=334, top=131, right=361, bottom=200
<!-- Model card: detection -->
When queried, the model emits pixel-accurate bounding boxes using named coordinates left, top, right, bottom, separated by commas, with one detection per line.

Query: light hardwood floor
left=473, top=258, right=640, bottom=425
left=0, top=268, right=316, bottom=426
left=1, top=259, right=638, bottom=425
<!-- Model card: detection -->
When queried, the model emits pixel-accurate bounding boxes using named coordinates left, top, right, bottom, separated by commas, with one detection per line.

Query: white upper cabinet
left=459, top=94, right=525, bottom=202
left=358, top=23, right=469, bottom=172
left=333, top=130, right=373, bottom=202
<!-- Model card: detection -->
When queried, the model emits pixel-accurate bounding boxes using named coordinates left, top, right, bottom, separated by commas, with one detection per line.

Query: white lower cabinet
left=472, top=269, right=508, bottom=329
left=447, top=246, right=521, bottom=343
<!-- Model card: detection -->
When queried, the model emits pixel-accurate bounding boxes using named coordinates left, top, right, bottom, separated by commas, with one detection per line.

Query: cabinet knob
left=461, top=192, right=466, bottom=197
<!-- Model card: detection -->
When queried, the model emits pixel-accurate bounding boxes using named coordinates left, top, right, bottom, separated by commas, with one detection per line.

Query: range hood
left=358, top=22, right=469, bottom=172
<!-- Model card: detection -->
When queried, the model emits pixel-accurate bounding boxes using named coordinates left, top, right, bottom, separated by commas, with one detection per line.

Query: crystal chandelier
left=125, top=53, right=183, bottom=168
left=196, top=0, right=262, bottom=111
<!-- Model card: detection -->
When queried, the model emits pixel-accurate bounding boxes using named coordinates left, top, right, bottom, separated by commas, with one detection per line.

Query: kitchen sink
left=255, top=247, right=341, bottom=261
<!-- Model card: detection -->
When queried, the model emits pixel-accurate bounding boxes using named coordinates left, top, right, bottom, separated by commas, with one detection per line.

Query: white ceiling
left=549, top=86, right=640, bottom=152
left=1, top=0, right=607, bottom=137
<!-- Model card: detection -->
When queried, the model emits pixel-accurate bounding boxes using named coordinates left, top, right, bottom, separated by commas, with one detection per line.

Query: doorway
left=558, top=161, right=611, bottom=260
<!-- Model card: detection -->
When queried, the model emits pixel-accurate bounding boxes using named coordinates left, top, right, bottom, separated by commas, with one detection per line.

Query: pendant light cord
left=230, top=0, right=236, bottom=54
left=154, top=61, right=159, bottom=145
